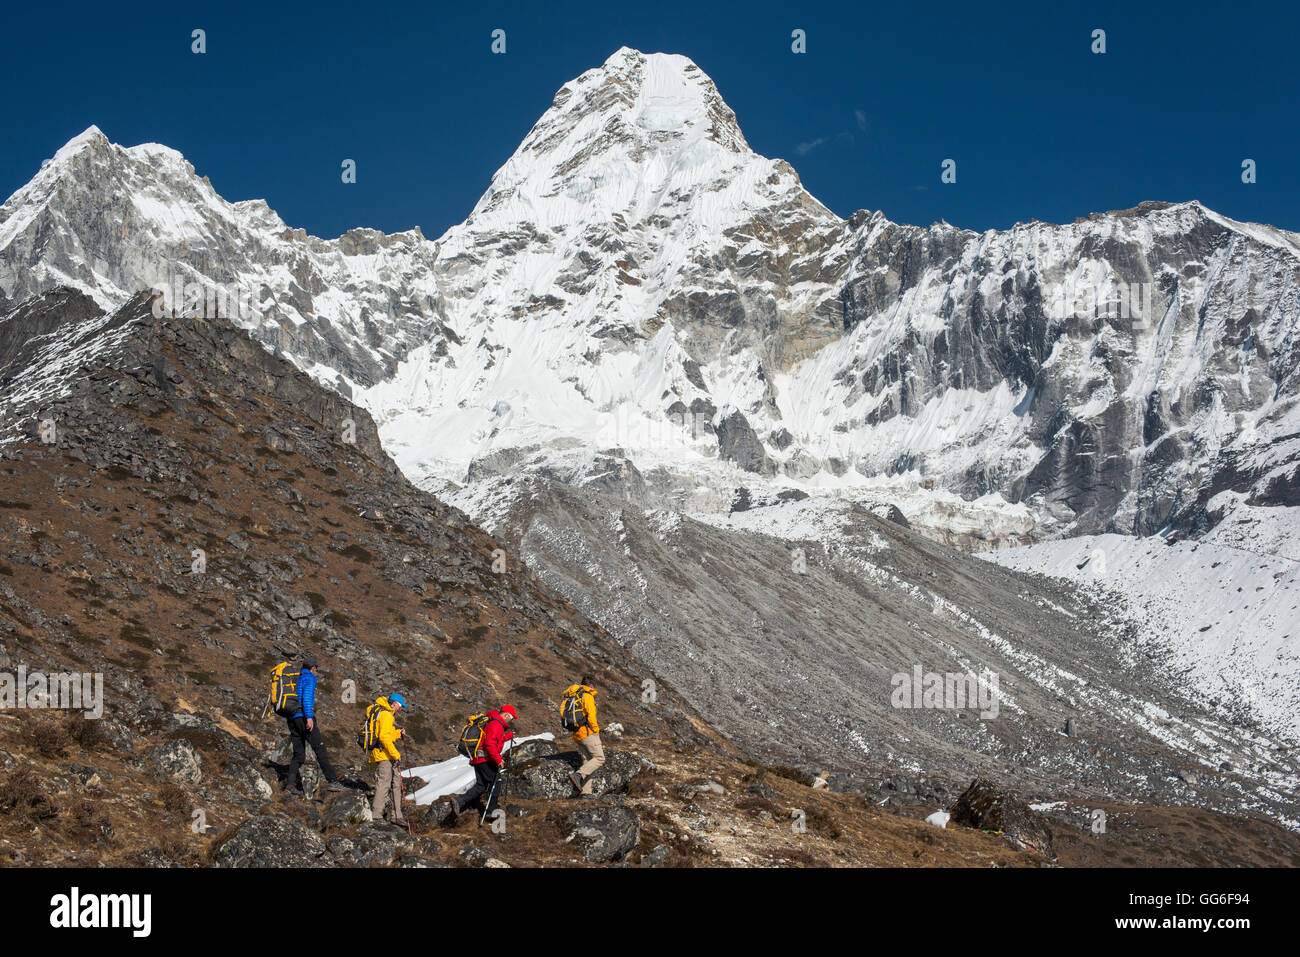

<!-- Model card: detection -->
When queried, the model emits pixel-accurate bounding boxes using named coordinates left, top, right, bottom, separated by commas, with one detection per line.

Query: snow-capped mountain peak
left=3, top=50, right=1299, bottom=548
left=462, top=47, right=826, bottom=243
left=0, top=123, right=449, bottom=394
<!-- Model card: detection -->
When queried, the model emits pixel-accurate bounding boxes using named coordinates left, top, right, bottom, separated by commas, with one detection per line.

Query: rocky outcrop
left=565, top=804, right=639, bottom=862
left=508, top=748, right=642, bottom=799
left=215, top=816, right=331, bottom=868
left=149, top=740, right=202, bottom=785
left=949, top=778, right=1055, bottom=858
left=322, top=790, right=373, bottom=827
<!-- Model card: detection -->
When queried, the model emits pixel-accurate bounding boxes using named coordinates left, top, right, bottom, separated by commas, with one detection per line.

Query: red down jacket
left=470, top=710, right=515, bottom=766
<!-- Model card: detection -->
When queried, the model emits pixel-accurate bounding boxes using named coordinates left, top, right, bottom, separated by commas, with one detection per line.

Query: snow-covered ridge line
left=2, top=47, right=1299, bottom=549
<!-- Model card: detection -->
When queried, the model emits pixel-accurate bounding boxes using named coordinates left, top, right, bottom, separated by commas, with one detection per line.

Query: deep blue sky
left=5, top=1, right=1296, bottom=240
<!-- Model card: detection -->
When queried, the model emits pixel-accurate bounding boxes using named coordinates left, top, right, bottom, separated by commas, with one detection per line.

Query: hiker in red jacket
left=448, top=705, right=516, bottom=822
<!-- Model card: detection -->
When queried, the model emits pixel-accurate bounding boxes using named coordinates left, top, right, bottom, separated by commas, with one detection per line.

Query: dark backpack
left=264, top=663, right=301, bottom=719
left=560, top=689, right=588, bottom=733
left=456, top=713, right=492, bottom=760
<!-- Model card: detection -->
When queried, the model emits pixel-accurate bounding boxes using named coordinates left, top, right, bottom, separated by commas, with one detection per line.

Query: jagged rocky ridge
left=1, top=49, right=1297, bottom=544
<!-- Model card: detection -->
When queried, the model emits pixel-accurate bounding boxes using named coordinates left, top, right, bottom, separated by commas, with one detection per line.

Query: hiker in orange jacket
left=564, top=675, right=604, bottom=796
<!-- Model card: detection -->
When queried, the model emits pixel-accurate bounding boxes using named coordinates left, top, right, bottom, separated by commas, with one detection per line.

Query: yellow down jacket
left=368, top=696, right=402, bottom=763
left=563, top=684, right=599, bottom=741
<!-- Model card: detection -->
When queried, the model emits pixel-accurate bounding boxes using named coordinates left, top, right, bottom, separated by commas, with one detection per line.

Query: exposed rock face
left=215, top=816, right=331, bottom=868
left=6, top=56, right=1295, bottom=542
left=715, top=411, right=775, bottom=476
left=0, top=287, right=105, bottom=380
left=949, top=778, right=1055, bottom=858
left=508, top=748, right=642, bottom=800
left=829, top=203, right=1300, bottom=537
left=566, top=804, right=639, bottom=862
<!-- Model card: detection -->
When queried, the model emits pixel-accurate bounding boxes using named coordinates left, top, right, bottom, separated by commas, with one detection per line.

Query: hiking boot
left=446, top=795, right=460, bottom=823
left=324, top=780, right=347, bottom=793
left=566, top=771, right=583, bottom=793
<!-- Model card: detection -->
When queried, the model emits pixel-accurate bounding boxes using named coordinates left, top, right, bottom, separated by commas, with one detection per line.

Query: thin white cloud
left=795, top=137, right=828, bottom=156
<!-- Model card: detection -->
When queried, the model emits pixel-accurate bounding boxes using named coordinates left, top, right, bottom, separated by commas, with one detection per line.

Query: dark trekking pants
left=458, top=761, right=502, bottom=816
left=285, top=716, right=338, bottom=792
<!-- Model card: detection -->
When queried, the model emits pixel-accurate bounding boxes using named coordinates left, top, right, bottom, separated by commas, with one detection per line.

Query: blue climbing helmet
left=389, top=693, right=406, bottom=708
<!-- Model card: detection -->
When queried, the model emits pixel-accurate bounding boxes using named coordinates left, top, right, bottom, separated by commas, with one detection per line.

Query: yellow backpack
left=357, top=703, right=385, bottom=752
left=263, top=662, right=301, bottom=719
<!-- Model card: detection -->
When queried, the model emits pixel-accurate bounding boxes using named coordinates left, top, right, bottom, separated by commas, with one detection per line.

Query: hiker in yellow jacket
left=369, top=693, right=407, bottom=826
left=563, top=675, right=604, bottom=796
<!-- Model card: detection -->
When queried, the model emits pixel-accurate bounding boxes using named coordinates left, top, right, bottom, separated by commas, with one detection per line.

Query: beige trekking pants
left=576, top=733, right=605, bottom=794
left=372, top=759, right=404, bottom=821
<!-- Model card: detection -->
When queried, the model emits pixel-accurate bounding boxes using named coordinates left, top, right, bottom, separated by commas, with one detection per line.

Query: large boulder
left=416, top=796, right=456, bottom=828
left=458, top=844, right=510, bottom=868
left=507, top=754, right=581, bottom=800
left=327, top=827, right=439, bottom=867
left=214, top=816, right=330, bottom=868
left=508, top=737, right=558, bottom=763
left=149, top=739, right=202, bottom=784
left=508, top=748, right=641, bottom=799
left=566, top=804, right=639, bottom=862
left=265, top=737, right=294, bottom=765
left=948, top=778, right=1055, bottom=858
left=323, top=789, right=373, bottom=827
left=227, top=760, right=273, bottom=800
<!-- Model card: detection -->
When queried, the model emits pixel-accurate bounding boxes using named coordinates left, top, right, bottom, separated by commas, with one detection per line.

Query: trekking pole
left=396, top=749, right=416, bottom=836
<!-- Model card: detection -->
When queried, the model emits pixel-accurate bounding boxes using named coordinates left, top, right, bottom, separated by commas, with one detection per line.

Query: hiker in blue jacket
left=284, top=657, right=347, bottom=798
